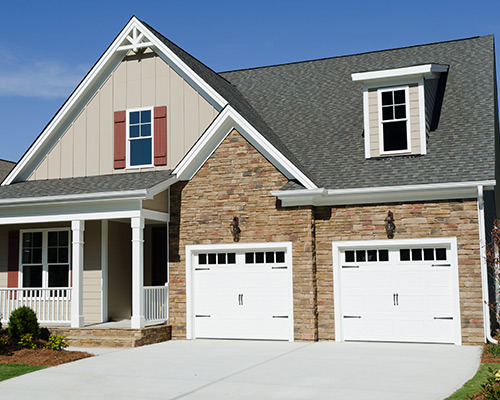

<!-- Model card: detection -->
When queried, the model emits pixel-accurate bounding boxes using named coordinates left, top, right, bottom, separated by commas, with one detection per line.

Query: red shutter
left=7, top=231, right=19, bottom=288
left=154, top=106, right=167, bottom=166
left=114, top=110, right=126, bottom=169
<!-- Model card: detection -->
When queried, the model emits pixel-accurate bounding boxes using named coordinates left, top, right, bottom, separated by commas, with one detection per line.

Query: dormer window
left=352, top=64, right=448, bottom=159
left=379, top=87, right=410, bottom=153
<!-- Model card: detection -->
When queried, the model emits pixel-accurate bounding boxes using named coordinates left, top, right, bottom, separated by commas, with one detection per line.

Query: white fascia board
left=0, top=189, right=148, bottom=207
left=272, top=180, right=496, bottom=207
left=146, top=176, right=178, bottom=198
left=173, top=106, right=318, bottom=190
left=3, top=17, right=227, bottom=186
left=351, top=64, right=449, bottom=84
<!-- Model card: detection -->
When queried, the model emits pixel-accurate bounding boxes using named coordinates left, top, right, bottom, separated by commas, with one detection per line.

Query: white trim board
left=173, top=106, right=317, bottom=190
left=185, top=242, right=294, bottom=342
left=332, top=237, right=461, bottom=345
left=2, top=17, right=228, bottom=186
left=272, top=180, right=496, bottom=207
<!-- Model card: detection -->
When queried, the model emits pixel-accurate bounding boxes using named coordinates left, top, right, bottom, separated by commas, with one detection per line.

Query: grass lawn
left=0, top=363, right=47, bottom=382
left=445, top=363, right=500, bottom=400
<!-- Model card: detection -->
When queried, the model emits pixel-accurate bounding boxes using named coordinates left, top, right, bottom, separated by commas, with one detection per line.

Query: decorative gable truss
left=352, top=64, right=448, bottom=158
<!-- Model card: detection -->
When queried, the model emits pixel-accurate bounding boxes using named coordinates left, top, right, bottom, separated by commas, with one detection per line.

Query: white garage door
left=335, top=239, right=460, bottom=344
left=189, top=244, right=293, bottom=341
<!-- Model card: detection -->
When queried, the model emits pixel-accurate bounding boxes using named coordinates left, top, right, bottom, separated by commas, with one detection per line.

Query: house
left=0, top=16, right=497, bottom=346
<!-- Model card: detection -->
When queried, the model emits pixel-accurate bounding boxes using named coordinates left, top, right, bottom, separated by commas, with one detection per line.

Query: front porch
left=0, top=183, right=173, bottom=341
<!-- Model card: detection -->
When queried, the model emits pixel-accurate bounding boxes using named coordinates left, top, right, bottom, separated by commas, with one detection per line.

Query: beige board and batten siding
left=369, top=84, right=421, bottom=157
left=83, top=220, right=102, bottom=324
left=29, top=50, right=219, bottom=181
left=143, top=189, right=169, bottom=214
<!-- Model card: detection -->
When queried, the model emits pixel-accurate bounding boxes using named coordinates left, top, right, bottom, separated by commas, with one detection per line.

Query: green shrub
left=487, top=344, right=500, bottom=358
left=45, top=334, right=69, bottom=350
left=8, top=307, right=40, bottom=339
left=17, top=333, right=36, bottom=349
left=0, top=336, right=8, bottom=349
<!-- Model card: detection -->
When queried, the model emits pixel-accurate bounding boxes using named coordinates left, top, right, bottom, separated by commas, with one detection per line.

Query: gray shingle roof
left=0, top=160, right=15, bottom=184
left=0, top=170, right=173, bottom=200
left=221, top=36, right=497, bottom=189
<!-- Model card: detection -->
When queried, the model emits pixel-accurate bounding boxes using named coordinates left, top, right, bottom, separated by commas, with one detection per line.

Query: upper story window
left=379, top=87, right=410, bottom=153
left=351, top=64, right=448, bottom=159
left=128, top=108, right=153, bottom=167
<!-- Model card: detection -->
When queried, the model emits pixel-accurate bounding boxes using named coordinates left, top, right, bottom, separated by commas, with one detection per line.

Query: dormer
left=352, top=64, right=448, bottom=158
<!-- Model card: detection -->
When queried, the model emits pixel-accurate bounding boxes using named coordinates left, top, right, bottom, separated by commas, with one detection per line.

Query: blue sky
left=0, top=0, right=498, bottom=162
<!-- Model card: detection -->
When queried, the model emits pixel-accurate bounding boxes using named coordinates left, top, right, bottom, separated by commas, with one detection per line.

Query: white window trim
left=332, top=237, right=461, bottom=345
left=126, top=106, right=155, bottom=169
left=377, top=85, right=412, bottom=155
left=19, top=228, right=72, bottom=289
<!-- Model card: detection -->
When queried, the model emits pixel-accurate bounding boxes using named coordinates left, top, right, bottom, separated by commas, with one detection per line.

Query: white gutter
left=272, top=180, right=496, bottom=207
left=478, top=185, right=497, bottom=344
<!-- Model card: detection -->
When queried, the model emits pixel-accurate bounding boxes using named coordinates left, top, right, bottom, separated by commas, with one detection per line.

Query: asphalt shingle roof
left=0, top=160, right=15, bottom=184
left=0, top=170, right=173, bottom=199
left=221, top=36, right=497, bottom=189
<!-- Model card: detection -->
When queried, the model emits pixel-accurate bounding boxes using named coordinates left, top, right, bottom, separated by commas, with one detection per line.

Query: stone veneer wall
left=168, top=129, right=316, bottom=340
left=315, top=200, right=484, bottom=345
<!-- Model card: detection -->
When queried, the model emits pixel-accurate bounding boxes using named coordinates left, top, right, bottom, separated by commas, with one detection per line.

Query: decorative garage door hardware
left=393, top=293, right=399, bottom=306
left=272, top=316, right=289, bottom=318
left=343, top=315, right=361, bottom=319
left=195, top=267, right=210, bottom=271
left=196, top=315, right=211, bottom=318
left=272, top=266, right=288, bottom=269
left=434, top=317, right=453, bottom=320
left=342, top=265, right=359, bottom=268
left=238, top=294, right=243, bottom=305
left=432, top=263, right=451, bottom=267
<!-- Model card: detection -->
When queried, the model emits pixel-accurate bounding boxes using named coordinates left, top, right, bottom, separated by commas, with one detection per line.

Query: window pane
left=424, top=248, right=434, bottom=261
left=129, top=125, right=140, bottom=138
left=130, top=111, right=140, bottom=124
left=227, top=253, right=236, bottom=264
left=23, top=265, right=42, bottom=287
left=49, top=265, right=69, bottom=287
left=394, top=90, right=405, bottom=104
left=59, top=231, right=68, bottom=247
left=383, top=121, right=408, bottom=151
left=245, top=252, right=254, bottom=264
left=198, top=254, right=207, bottom=265
left=140, top=123, right=151, bottom=137
left=208, top=254, right=216, bottom=264
left=59, top=248, right=69, bottom=263
left=382, top=106, right=393, bottom=121
left=400, top=249, right=410, bottom=261
left=367, top=250, right=377, bottom=262
left=23, top=232, right=32, bottom=248
left=48, top=247, right=58, bottom=263
left=276, top=252, right=285, bottom=263
left=48, top=232, right=58, bottom=247
left=379, top=250, right=389, bottom=262
left=33, top=232, right=42, bottom=247
left=266, top=252, right=275, bottom=263
left=356, top=250, right=366, bottom=262
left=412, top=248, right=422, bottom=261
left=141, top=110, right=151, bottom=123
left=255, top=252, right=264, bottom=263
left=217, top=253, right=226, bottom=264
left=130, top=138, right=152, bottom=166
left=436, top=248, right=447, bottom=260
left=22, top=249, right=31, bottom=264
left=32, top=248, right=42, bottom=264
left=345, top=251, right=355, bottom=262
left=394, top=105, right=406, bottom=119
left=381, top=91, right=393, bottom=106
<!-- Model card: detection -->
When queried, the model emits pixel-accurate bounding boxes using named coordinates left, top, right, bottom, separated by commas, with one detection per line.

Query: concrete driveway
left=0, top=340, right=481, bottom=400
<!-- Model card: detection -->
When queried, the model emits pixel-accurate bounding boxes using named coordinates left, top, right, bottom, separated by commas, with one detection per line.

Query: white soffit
left=2, top=17, right=228, bottom=186
left=173, top=106, right=318, bottom=190
left=351, top=64, right=449, bottom=85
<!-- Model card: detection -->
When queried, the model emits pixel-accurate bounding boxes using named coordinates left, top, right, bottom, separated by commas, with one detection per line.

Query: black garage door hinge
left=195, top=268, right=211, bottom=271
left=434, top=317, right=453, bottom=320
left=272, top=315, right=289, bottom=318
left=343, top=315, right=361, bottom=319
left=195, top=315, right=211, bottom=318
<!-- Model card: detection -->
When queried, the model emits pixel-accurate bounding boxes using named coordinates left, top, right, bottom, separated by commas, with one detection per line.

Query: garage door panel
left=338, top=241, right=458, bottom=344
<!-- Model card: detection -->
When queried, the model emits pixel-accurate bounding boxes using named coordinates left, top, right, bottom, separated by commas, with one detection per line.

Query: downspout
left=478, top=184, right=497, bottom=343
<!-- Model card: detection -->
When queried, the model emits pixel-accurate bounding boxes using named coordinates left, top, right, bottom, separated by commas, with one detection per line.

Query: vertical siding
left=409, top=84, right=420, bottom=153
left=425, top=78, right=439, bottom=132
left=83, top=220, right=102, bottom=324
left=28, top=51, right=218, bottom=180
left=0, top=227, right=8, bottom=288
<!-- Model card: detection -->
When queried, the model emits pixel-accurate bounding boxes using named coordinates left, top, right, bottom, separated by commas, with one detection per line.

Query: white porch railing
left=0, top=288, right=71, bottom=324
left=144, top=284, right=169, bottom=323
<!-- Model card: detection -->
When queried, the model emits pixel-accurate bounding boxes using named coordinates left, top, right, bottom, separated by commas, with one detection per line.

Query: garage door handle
left=238, top=294, right=243, bottom=305
left=393, top=293, right=399, bottom=306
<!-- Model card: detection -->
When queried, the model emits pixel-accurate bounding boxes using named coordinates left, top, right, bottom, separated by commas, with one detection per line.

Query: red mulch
left=0, top=337, right=93, bottom=366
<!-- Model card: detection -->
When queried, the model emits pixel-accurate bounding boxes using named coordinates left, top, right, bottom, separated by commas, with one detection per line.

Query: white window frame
left=377, top=85, right=411, bottom=155
left=126, top=106, right=155, bottom=169
left=19, top=228, right=72, bottom=289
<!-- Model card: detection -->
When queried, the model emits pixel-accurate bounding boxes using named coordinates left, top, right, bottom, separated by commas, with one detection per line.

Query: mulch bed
left=0, top=338, right=93, bottom=366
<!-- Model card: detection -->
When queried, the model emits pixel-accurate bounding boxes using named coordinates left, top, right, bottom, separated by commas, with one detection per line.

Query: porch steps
left=48, top=324, right=172, bottom=348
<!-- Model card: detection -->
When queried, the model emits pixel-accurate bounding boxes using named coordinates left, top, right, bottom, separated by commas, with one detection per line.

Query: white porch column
left=71, top=220, right=85, bottom=328
left=131, top=216, right=145, bottom=329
